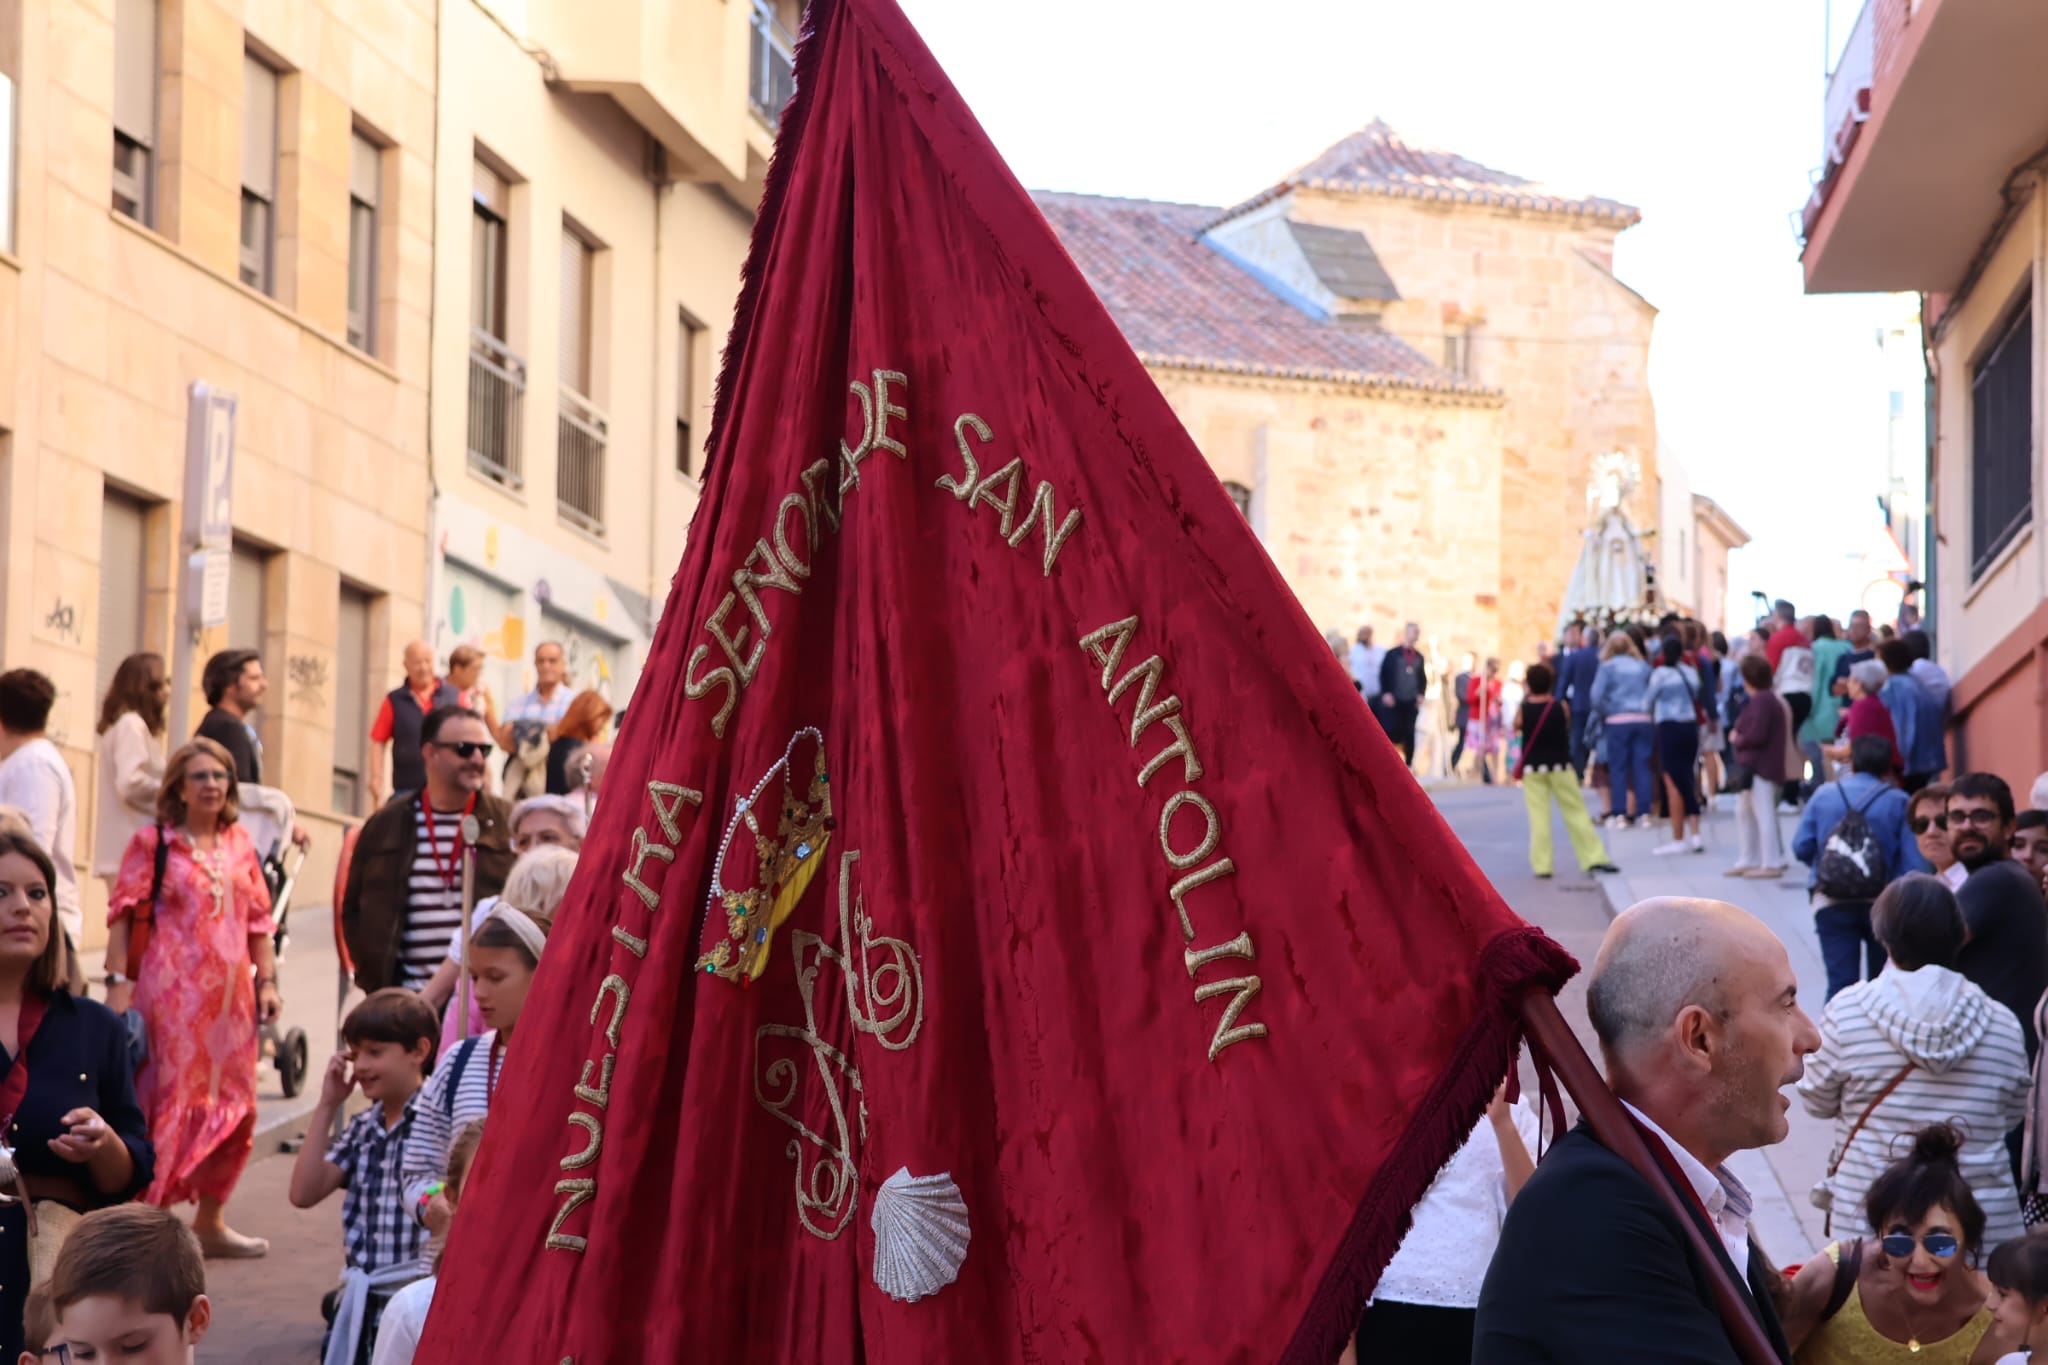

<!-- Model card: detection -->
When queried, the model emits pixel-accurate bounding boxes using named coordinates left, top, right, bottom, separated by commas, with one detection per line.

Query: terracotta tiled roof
left=1032, top=191, right=1493, bottom=400
left=1211, top=119, right=1640, bottom=230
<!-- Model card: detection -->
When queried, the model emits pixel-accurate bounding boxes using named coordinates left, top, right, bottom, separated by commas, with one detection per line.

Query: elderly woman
left=429, top=834, right=580, bottom=1058
left=105, top=738, right=280, bottom=1258
left=1826, top=659, right=1901, bottom=771
left=1589, top=631, right=1653, bottom=827
left=0, top=831, right=152, bottom=1359
left=1785, top=1124, right=2014, bottom=1362
left=1799, top=875, right=2032, bottom=1250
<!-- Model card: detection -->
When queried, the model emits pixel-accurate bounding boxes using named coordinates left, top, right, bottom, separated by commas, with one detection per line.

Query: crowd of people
left=0, top=637, right=609, bottom=1362
left=1325, top=596, right=2048, bottom=1362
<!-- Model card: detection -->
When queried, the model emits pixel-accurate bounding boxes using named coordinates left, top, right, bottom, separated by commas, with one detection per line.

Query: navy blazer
left=1473, top=1125, right=1790, bottom=1364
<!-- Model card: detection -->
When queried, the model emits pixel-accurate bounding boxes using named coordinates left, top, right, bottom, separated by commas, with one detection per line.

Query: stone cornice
left=1143, top=356, right=1507, bottom=409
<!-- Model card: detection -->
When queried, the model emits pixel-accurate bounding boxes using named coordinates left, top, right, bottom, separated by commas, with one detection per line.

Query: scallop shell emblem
left=869, top=1167, right=970, bottom=1303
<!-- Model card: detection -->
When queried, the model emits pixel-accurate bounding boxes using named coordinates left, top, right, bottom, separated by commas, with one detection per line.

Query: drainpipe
left=422, top=0, right=444, bottom=645
left=647, top=137, right=667, bottom=681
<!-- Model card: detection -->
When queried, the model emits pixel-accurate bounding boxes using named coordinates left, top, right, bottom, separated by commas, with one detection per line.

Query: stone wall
left=1150, top=367, right=1507, bottom=667
left=1286, top=190, right=1659, bottom=658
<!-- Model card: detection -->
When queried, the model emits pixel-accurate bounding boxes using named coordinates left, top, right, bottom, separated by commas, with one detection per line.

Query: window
left=112, top=0, right=157, bottom=224
left=333, top=586, right=371, bottom=814
left=468, top=155, right=525, bottom=486
left=559, top=226, right=595, bottom=398
left=240, top=52, right=278, bottom=293
left=97, top=489, right=149, bottom=702
left=557, top=223, right=607, bottom=534
left=471, top=160, right=509, bottom=341
left=1222, top=481, right=1253, bottom=518
left=676, top=312, right=705, bottom=475
left=347, top=132, right=380, bottom=352
left=1444, top=326, right=1474, bottom=379
left=1970, top=291, right=2033, bottom=578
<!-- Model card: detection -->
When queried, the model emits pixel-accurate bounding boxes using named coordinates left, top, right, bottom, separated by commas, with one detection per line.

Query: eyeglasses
left=1949, top=808, right=2005, bottom=829
left=1910, top=815, right=1948, bottom=835
left=436, top=741, right=494, bottom=760
left=185, top=769, right=233, bottom=785
left=1880, top=1231, right=1960, bottom=1260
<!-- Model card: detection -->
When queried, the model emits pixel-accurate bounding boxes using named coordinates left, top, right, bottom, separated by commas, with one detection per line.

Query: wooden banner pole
left=1515, top=987, right=1783, bottom=1365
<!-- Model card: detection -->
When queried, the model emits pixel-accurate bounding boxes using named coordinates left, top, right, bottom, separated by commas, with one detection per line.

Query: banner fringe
left=1279, top=926, right=1576, bottom=1365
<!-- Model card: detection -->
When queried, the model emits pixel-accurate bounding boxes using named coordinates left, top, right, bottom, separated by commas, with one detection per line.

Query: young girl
left=1987, top=1231, right=2048, bottom=1364
left=400, top=901, right=552, bottom=1240
left=370, top=1120, right=484, bottom=1365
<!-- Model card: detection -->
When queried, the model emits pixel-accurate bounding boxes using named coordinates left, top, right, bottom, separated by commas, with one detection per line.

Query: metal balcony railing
left=750, top=0, right=796, bottom=128
left=468, top=330, right=527, bottom=489
left=557, top=388, right=608, bottom=537
left=1822, top=0, right=1875, bottom=168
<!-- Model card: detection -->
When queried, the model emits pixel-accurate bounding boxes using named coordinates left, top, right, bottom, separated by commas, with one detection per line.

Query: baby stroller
left=238, top=783, right=311, bottom=1098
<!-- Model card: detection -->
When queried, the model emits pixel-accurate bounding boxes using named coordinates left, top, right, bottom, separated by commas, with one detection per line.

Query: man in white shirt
left=1905, top=629, right=1952, bottom=714
left=0, top=669, right=81, bottom=946
left=1476, top=897, right=1820, bottom=1360
left=1348, top=625, right=1385, bottom=728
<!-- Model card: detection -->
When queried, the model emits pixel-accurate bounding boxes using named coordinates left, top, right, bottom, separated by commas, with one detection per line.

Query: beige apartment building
left=423, top=0, right=783, bottom=711
left=1800, top=0, right=2048, bottom=793
left=1041, top=122, right=1660, bottom=667
left=0, top=0, right=782, bottom=939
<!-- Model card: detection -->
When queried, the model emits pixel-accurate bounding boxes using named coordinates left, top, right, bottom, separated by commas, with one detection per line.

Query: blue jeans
left=1568, top=709, right=1591, bottom=778
left=1814, top=901, right=1882, bottom=1000
left=1604, top=721, right=1654, bottom=819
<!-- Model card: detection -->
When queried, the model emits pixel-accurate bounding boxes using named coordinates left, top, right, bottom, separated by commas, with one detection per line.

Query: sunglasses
left=436, top=741, right=494, bottom=759
left=1880, top=1231, right=1960, bottom=1259
left=1909, top=815, right=1948, bottom=835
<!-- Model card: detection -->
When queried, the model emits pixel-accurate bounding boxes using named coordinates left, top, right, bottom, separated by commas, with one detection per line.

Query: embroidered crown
left=696, top=728, right=835, bottom=985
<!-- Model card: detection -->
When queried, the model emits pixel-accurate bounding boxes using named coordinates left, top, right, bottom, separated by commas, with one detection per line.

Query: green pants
left=1523, top=768, right=1609, bottom=875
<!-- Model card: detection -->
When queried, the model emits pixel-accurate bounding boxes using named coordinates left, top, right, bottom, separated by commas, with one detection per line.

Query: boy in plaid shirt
left=290, top=989, right=440, bottom=1365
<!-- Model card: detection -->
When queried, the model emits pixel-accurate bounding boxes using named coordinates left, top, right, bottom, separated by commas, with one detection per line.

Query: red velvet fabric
left=416, top=1, right=1574, bottom=1360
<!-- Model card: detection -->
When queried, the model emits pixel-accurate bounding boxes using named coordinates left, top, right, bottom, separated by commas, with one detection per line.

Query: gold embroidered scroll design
left=753, top=848, right=924, bottom=1242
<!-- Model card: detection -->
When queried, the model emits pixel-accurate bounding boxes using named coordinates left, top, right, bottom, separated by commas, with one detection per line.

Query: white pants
left=1736, top=778, right=1784, bottom=869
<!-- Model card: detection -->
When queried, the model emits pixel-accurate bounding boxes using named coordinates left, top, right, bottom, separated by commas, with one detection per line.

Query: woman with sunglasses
left=1909, top=785, right=1966, bottom=891
left=1799, top=876, right=2031, bottom=1256
left=104, top=738, right=280, bottom=1258
left=1785, top=1124, right=2018, bottom=1362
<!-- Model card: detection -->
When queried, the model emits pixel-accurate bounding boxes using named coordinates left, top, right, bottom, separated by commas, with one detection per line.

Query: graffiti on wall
left=287, top=654, right=330, bottom=708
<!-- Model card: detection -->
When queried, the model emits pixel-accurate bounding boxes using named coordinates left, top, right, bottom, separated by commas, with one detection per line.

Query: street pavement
left=1443, top=781, right=1832, bottom=1263
left=188, top=784, right=1835, bottom=1361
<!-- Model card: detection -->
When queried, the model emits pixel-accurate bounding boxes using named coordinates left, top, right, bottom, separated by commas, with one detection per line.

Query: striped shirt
left=1798, top=963, right=2032, bottom=1247
left=400, top=801, right=469, bottom=989
left=328, top=1104, right=427, bottom=1275
left=401, top=1032, right=503, bottom=1222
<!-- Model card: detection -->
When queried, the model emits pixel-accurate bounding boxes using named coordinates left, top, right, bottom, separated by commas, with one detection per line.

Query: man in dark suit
left=1557, top=622, right=1601, bottom=778
left=1474, top=897, right=1820, bottom=1363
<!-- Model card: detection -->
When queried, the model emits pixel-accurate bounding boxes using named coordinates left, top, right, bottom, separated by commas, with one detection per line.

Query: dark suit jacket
left=1473, top=1126, right=1790, bottom=1364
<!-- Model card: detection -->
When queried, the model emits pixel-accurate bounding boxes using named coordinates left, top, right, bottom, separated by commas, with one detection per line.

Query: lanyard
left=485, top=1035, right=504, bottom=1107
left=420, top=792, right=478, bottom=892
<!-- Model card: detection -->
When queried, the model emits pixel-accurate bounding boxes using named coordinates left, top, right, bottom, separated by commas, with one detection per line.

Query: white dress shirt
left=1373, top=1101, right=1542, bottom=1308
left=1942, top=861, right=1968, bottom=891
left=0, top=738, right=80, bottom=945
left=1622, top=1100, right=1754, bottom=1276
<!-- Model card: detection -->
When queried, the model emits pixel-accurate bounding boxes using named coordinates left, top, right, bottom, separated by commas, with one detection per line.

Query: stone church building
left=1037, top=121, right=1659, bottom=665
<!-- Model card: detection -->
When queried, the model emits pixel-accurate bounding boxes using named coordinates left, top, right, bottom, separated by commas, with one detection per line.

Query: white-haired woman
left=431, top=841, right=578, bottom=1059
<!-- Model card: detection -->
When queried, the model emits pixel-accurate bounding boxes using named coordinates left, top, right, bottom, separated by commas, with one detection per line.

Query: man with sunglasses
left=1949, top=773, right=2048, bottom=1064
left=342, top=707, right=515, bottom=998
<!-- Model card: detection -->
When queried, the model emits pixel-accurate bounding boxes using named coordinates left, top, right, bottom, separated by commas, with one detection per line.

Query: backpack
left=1814, top=783, right=1889, bottom=902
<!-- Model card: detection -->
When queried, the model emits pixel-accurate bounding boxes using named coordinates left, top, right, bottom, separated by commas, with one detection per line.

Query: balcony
left=557, top=389, right=608, bottom=537
left=750, top=0, right=796, bottom=129
left=468, top=331, right=526, bottom=490
left=1802, top=0, right=2048, bottom=294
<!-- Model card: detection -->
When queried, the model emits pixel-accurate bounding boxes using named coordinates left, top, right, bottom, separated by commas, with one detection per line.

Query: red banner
left=417, top=0, right=1572, bottom=1359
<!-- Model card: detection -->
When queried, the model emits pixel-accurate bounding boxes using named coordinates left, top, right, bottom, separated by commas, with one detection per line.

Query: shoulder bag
left=1813, top=1061, right=1915, bottom=1237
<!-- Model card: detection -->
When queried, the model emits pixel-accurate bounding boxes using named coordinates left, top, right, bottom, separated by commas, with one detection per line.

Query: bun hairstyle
left=1988, top=1229, right=2048, bottom=1304
left=1864, top=1123, right=1987, bottom=1255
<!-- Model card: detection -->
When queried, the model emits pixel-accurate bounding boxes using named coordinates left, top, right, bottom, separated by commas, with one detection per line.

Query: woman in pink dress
left=104, top=737, right=281, bottom=1257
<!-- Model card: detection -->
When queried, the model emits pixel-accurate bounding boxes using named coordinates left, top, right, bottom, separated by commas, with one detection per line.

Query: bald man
left=368, top=641, right=459, bottom=805
left=1474, top=898, right=1818, bottom=1364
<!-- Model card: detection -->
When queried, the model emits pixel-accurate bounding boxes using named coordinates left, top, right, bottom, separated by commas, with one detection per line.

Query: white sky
left=894, top=0, right=1912, bottom=629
